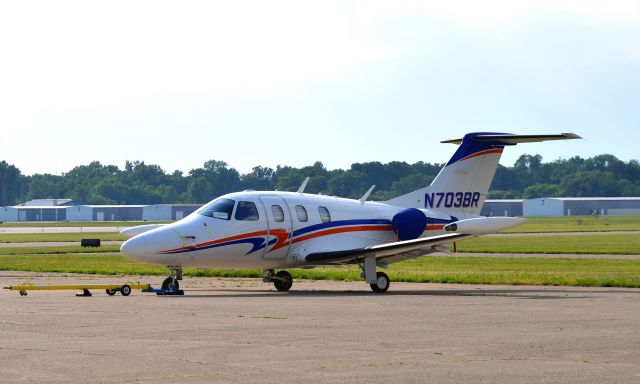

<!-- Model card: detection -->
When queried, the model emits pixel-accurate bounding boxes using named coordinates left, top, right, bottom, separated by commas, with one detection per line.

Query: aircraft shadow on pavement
left=163, top=288, right=628, bottom=300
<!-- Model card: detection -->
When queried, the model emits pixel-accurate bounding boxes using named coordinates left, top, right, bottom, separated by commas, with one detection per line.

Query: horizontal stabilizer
left=441, top=133, right=581, bottom=145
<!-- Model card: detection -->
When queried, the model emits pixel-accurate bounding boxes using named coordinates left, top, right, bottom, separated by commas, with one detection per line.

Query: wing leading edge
left=304, top=233, right=474, bottom=266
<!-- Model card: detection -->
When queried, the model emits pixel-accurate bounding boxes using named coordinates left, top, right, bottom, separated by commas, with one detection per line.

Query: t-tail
left=386, top=132, right=581, bottom=217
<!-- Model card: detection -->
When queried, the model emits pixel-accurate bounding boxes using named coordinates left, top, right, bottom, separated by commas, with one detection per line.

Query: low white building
left=85, top=205, right=146, bottom=221
left=143, top=204, right=201, bottom=221
left=0, top=206, right=18, bottom=222
left=18, top=199, right=75, bottom=207
left=10, top=206, right=68, bottom=221
left=481, top=199, right=524, bottom=217
left=523, top=197, right=640, bottom=216
left=66, top=205, right=94, bottom=221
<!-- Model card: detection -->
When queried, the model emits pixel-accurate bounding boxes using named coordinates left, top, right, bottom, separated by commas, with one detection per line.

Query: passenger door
left=259, top=195, right=293, bottom=260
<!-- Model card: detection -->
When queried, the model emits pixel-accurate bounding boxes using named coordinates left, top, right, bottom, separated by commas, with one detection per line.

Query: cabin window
left=318, top=206, right=331, bottom=223
left=295, top=205, right=308, bottom=222
left=198, top=198, right=235, bottom=220
left=235, top=201, right=259, bottom=221
left=271, top=205, right=285, bottom=222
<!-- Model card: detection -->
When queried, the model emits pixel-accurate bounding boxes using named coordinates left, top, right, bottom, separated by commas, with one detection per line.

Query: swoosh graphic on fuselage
left=159, top=219, right=392, bottom=255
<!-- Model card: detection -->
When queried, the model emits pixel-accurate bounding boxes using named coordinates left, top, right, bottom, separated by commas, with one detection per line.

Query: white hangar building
left=481, top=199, right=524, bottom=217
left=0, top=200, right=202, bottom=222
left=523, top=197, right=640, bottom=217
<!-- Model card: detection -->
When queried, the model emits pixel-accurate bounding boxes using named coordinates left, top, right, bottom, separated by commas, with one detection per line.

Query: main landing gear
left=160, top=265, right=185, bottom=295
left=369, top=272, right=390, bottom=293
left=361, top=255, right=390, bottom=293
left=263, top=269, right=293, bottom=291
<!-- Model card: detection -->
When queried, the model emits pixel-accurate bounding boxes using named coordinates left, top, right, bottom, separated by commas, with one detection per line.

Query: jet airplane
left=121, top=132, right=580, bottom=293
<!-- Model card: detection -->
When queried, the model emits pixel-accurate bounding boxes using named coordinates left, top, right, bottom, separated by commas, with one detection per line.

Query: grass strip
left=0, top=246, right=121, bottom=255
left=504, top=215, right=640, bottom=233
left=1, top=253, right=640, bottom=288
left=456, top=233, right=640, bottom=254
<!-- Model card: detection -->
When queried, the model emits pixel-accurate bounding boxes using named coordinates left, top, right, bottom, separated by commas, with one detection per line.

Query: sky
left=1, top=1, right=639, bottom=176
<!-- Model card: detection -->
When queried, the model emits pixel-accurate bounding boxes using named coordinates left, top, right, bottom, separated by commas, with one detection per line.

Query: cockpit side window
left=235, top=201, right=259, bottom=221
left=198, top=198, right=235, bottom=220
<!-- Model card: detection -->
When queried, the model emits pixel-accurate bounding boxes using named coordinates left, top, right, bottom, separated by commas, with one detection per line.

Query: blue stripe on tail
left=445, top=132, right=512, bottom=166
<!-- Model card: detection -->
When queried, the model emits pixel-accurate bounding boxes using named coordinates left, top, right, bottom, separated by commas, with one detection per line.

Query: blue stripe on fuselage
left=291, top=219, right=392, bottom=238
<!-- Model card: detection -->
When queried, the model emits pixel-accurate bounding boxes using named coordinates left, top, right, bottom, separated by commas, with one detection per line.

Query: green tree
left=0, top=161, right=25, bottom=205
left=522, top=184, right=560, bottom=199
left=27, top=174, right=66, bottom=200
left=558, top=171, right=621, bottom=197
left=240, top=166, right=275, bottom=191
left=328, top=171, right=368, bottom=198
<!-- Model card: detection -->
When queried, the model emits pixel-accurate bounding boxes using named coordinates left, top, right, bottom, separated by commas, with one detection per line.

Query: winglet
left=360, top=185, right=376, bottom=204
left=297, top=177, right=310, bottom=193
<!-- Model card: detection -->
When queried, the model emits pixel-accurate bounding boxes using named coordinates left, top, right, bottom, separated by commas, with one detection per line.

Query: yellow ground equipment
left=3, top=283, right=151, bottom=297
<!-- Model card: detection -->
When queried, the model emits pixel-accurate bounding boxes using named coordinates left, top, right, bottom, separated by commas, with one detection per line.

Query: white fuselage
left=121, top=191, right=459, bottom=269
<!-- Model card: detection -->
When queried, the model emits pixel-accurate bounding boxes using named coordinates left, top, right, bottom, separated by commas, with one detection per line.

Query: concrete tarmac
left=2, top=272, right=640, bottom=384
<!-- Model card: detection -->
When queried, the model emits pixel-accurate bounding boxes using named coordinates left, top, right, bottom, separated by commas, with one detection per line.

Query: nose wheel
left=159, top=265, right=184, bottom=295
left=162, top=276, right=179, bottom=291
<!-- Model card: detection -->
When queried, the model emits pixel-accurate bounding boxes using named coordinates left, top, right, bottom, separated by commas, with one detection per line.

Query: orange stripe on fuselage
left=291, top=225, right=393, bottom=244
left=164, top=229, right=268, bottom=253
left=425, top=225, right=445, bottom=231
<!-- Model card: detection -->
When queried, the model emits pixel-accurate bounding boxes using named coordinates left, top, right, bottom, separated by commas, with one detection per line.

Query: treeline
left=0, top=154, right=639, bottom=206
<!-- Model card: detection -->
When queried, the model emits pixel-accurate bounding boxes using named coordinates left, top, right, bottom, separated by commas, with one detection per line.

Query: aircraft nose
left=120, top=235, right=150, bottom=261
left=120, top=227, right=187, bottom=264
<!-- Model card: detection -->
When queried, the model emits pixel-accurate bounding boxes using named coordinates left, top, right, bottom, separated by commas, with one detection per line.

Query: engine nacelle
left=392, top=208, right=428, bottom=241
left=443, top=217, right=526, bottom=234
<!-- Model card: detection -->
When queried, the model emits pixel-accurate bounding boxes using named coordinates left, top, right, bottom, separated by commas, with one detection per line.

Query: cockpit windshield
left=198, top=198, right=235, bottom=220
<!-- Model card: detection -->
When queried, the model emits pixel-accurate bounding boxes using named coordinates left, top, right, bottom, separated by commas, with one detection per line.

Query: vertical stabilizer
left=386, top=132, right=581, bottom=218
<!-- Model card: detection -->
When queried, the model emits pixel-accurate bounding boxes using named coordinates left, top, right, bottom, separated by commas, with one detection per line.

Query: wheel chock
left=76, top=289, right=93, bottom=297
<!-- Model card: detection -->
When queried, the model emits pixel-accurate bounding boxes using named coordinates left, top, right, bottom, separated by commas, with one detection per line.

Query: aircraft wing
left=304, top=233, right=474, bottom=266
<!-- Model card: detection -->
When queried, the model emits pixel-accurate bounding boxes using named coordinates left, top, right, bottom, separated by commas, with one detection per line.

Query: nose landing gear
left=263, top=269, right=293, bottom=291
left=159, top=265, right=184, bottom=295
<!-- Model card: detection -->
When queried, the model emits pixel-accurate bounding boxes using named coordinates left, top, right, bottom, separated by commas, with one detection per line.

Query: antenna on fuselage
left=360, top=185, right=376, bottom=204
left=297, top=177, right=310, bottom=193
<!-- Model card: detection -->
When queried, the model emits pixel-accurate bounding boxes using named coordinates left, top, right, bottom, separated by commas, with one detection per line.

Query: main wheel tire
left=120, top=285, right=132, bottom=296
left=274, top=270, right=293, bottom=291
left=370, top=272, right=390, bottom=293
left=105, top=288, right=116, bottom=296
left=162, top=277, right=179, bottom=291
